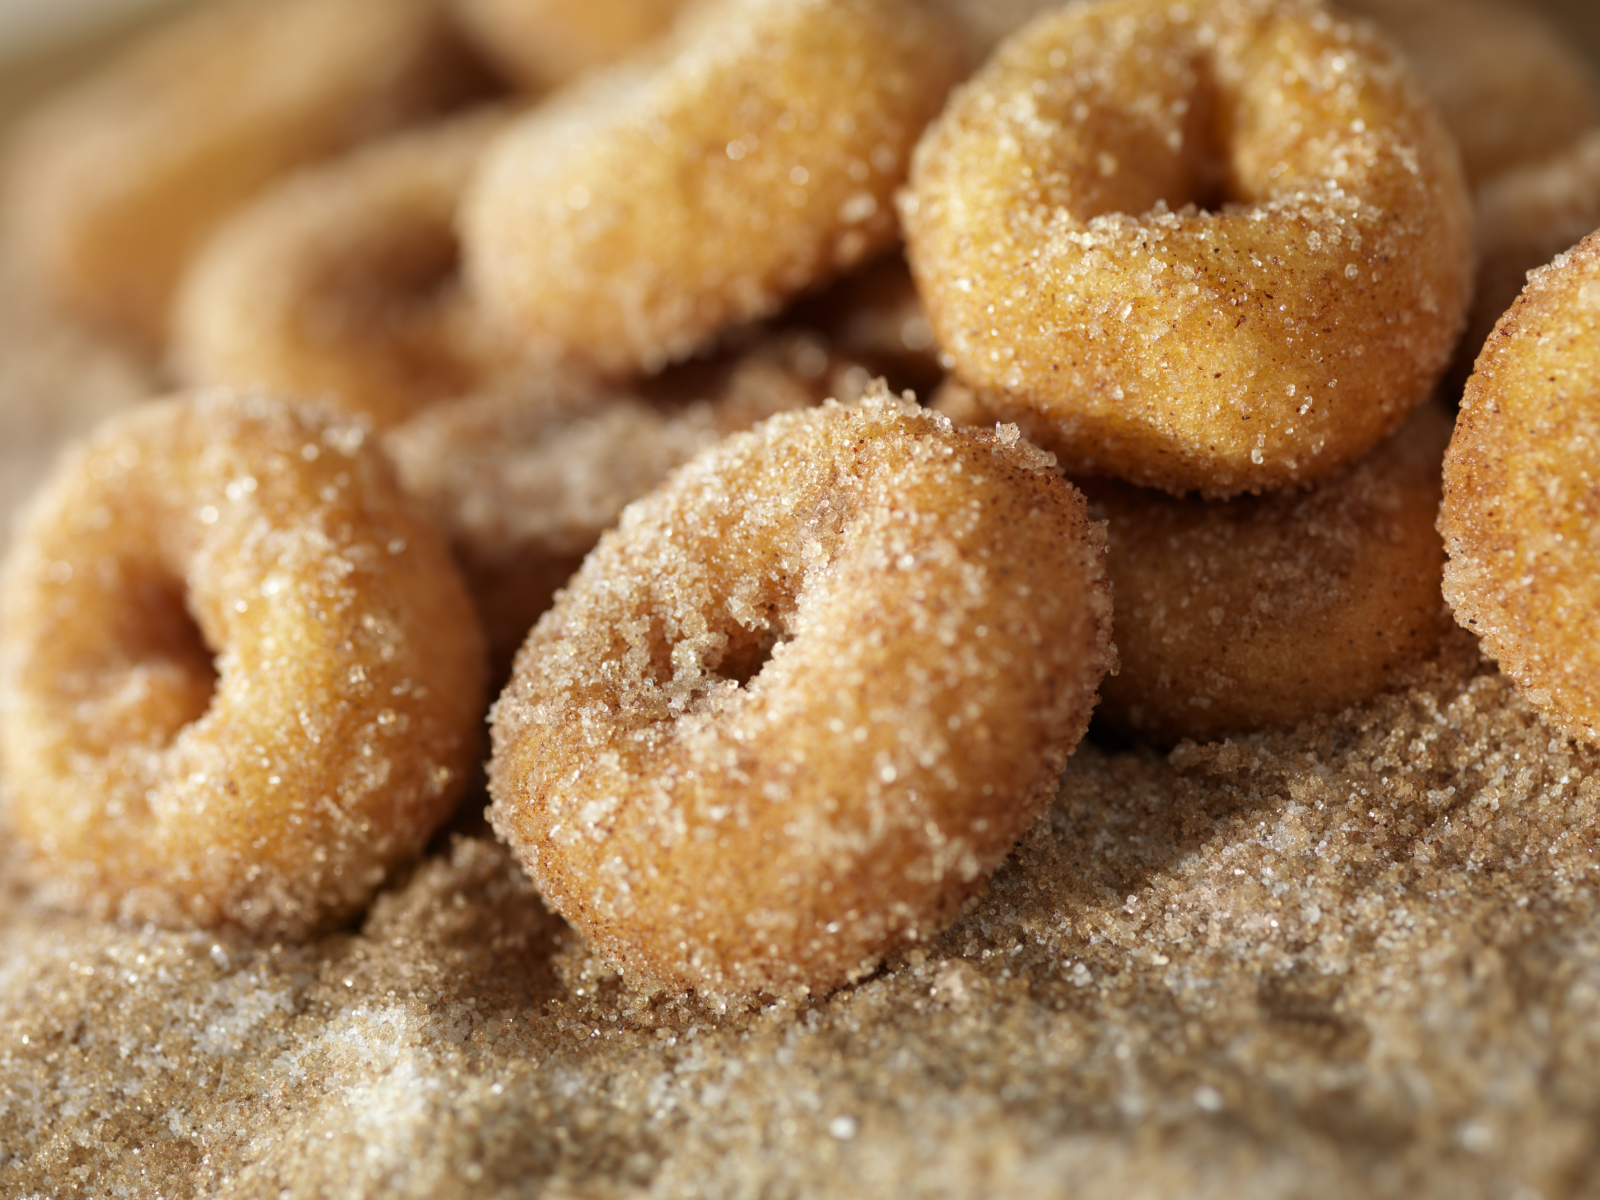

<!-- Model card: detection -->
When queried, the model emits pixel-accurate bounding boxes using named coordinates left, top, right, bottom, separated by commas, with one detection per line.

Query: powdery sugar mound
left=6, top=657, right=1600, bottom=1197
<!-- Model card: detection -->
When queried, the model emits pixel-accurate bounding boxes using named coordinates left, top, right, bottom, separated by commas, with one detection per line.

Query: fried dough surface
left=489, top=395, right=1113, bottom=997
left=903, top=0, right=1473, bottom=496
left=1442, top=230, right=1600, bottom=746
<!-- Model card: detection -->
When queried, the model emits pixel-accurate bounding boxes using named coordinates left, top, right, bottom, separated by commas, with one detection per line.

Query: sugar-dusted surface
left=386, top=334, right=852, bottom=674
left=172, top=107, right=514, bottom=430
left=1088, top=400, right=1455, bottom=743
left=1441, top=231, right=1600, bottom=747
left=489, top=394, right=1114, bottom=998
left=7, top=665, right=1600, bottom=1196
left=902, top=0, right=1473, bottom=497
left=0, top=0, right=488, bottom=355
left=461, top=0, right=967, bottom=376
left=0, top=391, right=486, bottom=936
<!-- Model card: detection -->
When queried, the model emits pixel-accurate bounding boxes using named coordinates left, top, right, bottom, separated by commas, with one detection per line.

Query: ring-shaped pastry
left=173, top=110, right=514, bottom=429
left=489, top=393, right=1114, bottom=998
left=0, top=391, right=486, bottom=936
left=1441, top=230, right=1600, bottom=747
left=461, top=0, right=966, bottom=376
left=902, top=0, right=1473, bottom=497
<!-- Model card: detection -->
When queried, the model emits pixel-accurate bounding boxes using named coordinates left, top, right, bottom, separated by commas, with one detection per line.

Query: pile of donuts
left=0, top=0, right=1596, bottom=999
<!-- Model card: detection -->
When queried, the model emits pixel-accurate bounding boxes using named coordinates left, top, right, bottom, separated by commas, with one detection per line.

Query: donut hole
left=1075, top=57, right=1239, bottom=222
left=1167, top=67, right=1237, bottom=216
left=309, top=219, right=461, bottom=338
left=714, top=624, right=789, bottom=688
left=115, top=567, right=219, bottom=745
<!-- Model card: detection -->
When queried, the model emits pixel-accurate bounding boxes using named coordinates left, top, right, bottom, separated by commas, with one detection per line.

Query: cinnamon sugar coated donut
left=902, top=0, right=1473, bottom=497
left=1, top=0, right=487, bottom=354
left=0, top=391, right=486, bottom=936
left=1441, top=231, right=1600, bottom=747
left=461, top=0, right=966, bottom=375
left=488, top=393, right=1114, bottom=997
left=173, top=110, right=514, bottom=429
left=1088, top=401, right=1454, bottom=743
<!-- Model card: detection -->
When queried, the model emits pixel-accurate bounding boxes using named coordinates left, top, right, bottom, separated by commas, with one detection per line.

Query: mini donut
left=173, top=109, right=515, bottom=430
left=1339, top=0, right=1600, bottom=187
left=488, top=391, right=1114, bottom=997
left=460, top=0, right=967, bottom=376
left=447, top=0, right=684, bottom=92
left=1458, top=131, right=1600, bottom=390
left=901, top=0, right=1474, bottom=498
left=0, top=390, right=486, bottom=936
left=1440, top=231, right=1600, bottom=747
left=386, top=335, right=853, bottom=675
left=2, top=0, right=491, bottom=355
left=1085, top=401, right=1453, bottom=743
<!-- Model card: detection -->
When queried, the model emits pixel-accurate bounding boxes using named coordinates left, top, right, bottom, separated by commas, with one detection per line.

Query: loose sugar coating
left=448, top=0, right=686, bottom=92
left=1086, top=400, right=1454, bottom=743
left=0, top=391, right=486, bottom=936
left=902, top=0, right=1473, bottom=498
left=1, top=0, right=489, bottom=355
left=173, top=109, right=515, bottom=430
left=387, top=335, right=852, bottom=675
left=1441, top=231, right=1600, bottom=747
left=488, top=393, right=1114, bottom=998
left=460, top=0, right=967, bottom=376
left=1341, top=0, right=1600, bottom=187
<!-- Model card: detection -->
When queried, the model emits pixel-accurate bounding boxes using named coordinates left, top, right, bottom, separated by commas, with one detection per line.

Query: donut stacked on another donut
left=903, top=0, right=1473, bottom=498
left=1087, top=401, right=1455, bottom=743
left=0, top=391, right=486, bottom=937
left=488, top=393, right=1114, bottom=998
left=1441, top=231, right=1600, bottom=747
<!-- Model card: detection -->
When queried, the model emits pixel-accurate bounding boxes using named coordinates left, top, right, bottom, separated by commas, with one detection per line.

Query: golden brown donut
left=172, top=109, right=514, bottom=430
left=488, top=392, right=1114, bottom=998
left=1339, top=0, right=1600, bottom=187
left=460, top=0, right=966, bottom=376
left=1440, top=230, right=1600, bottom=747
left=0, top=390, right=486, bottom=936
left=2, top=0, right=490, bottom=355
left=1086, top=401, right=1454, bottom=743
left=902, top=0, right=1474, bottom=498
left=447, top=0, right=684, bottom=92
left=386, top=335, right=852, bottom=674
